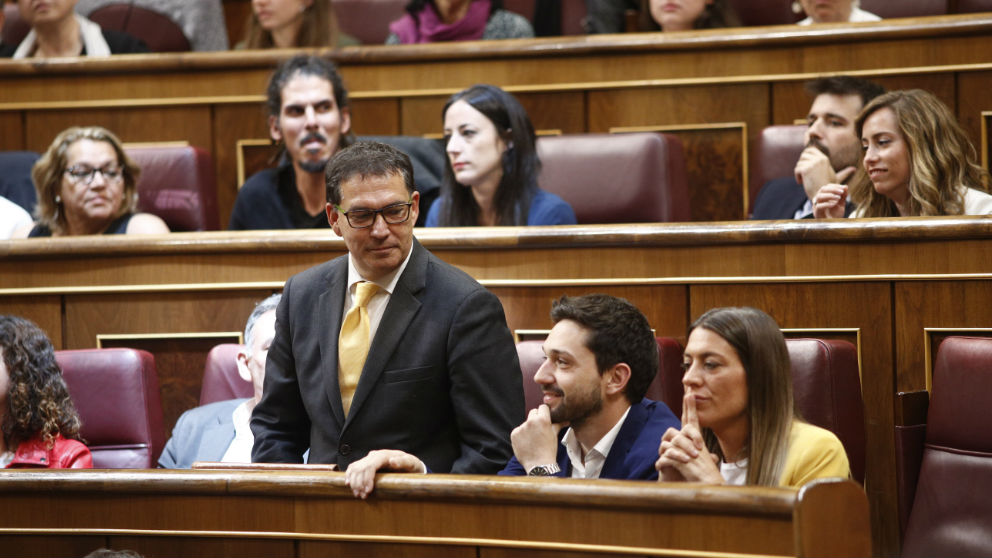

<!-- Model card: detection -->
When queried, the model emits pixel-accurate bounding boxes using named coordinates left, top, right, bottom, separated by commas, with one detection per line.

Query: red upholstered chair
left=1, top=3, right=30, bottom=46
left=957, top=0, right=992, bottom=12
left=652, top=337, right=865, bottom=483
left=860, top=0, right=947, bottom=18
left=334, top=0, right=407, bottom=44
left=897, top=336, right=992, bottom=557
left=88, top=4, right=191, bottom=52
left=515, top=337, right=685, bottom=413
left=125, top=145, right=220, bottom=231
left=56, top=348, right=166, bottom=469
left=199, top=343, right=253, bottom=406
left=749, top=124, right=806, bottom=208
left=536, top=133, right=690, bottom=224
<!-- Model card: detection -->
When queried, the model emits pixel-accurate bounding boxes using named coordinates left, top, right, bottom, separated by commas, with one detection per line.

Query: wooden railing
left=0, top=469, right=870, bottom=557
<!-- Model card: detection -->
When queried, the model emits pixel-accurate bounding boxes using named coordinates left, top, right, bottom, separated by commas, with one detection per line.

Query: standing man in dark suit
left=751, top=76, right=884, bottom=220
left=499, top=294, right=679, bottom=480
left=251, top=141, right=524, bottom=495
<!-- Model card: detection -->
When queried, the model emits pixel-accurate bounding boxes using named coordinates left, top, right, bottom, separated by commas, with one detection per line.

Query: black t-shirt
left=228, top=163, right=330, bottom=230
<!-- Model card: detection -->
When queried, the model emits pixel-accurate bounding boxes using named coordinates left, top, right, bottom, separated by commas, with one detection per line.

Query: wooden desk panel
left=0, top=470, right=869, bottom=558
left=3, top=218, right=992, bottom=555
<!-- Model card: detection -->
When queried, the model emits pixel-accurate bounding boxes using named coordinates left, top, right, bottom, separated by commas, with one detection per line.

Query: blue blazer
left=158, top=398, right=246, bottom=469
left=498, top=398, right=680, bottom=480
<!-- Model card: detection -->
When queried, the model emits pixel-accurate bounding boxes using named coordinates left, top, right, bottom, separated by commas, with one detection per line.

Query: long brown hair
left=0, top=315, right=83, bottom=450
left=850, top=89, right=990, bottom=217
left=689, top=307, right=793, bottom=487
left=243, top=0, right=340, bottom=48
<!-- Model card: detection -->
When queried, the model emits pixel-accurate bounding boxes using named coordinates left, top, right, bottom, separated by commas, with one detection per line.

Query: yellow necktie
left=338, top=281, right=379, bottom=416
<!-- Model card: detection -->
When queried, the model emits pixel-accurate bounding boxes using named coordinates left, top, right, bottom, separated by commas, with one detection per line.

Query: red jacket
left=6, top=434, right=93, bottom=469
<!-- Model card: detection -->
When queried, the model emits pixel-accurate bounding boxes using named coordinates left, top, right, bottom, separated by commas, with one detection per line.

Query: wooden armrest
left=192, top=461, right=339, bottom=472
left=896, top=390, right=929, bottom=426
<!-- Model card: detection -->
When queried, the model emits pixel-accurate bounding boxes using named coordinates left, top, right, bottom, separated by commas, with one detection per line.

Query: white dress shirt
left=561, top=406, right=631, bottom=479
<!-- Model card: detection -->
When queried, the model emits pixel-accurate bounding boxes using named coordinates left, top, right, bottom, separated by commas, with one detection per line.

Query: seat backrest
left=0, top=151, right=40, bottom=213
left=333, top=0, right=408, bottom=44
left=728, top=0, right=798, bottom=26
left=750, top=124, right=806, bottom=207
left=860, top=0, right=947, bottom=18
left=787, top=338, right=865, bottom=484
left=2, top=3, right=30, bottom=46
left=901, top=336, right=992, bottom=557
left=652, top=336, right=865, bottom=482
left=515, top=337, right=685, bottom=413
left=956, top=0, right=992, bottom=12
left=88, top=4, right=191, bottom=52
left=126, top=144, right=220, bottom=231
left=536, top=133, right=690, bottom=224
left=199, top=343, right=253, bottom=406
left=57, top=348, right=165, bottom=468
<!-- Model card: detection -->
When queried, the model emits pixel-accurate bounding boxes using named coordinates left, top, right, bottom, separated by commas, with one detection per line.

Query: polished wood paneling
left=0, top=112, right=25, bottom=150
left=351, top=98, right=403, bottom=136
left=0, top=296, right=62, bottom=349
left=401, top=96, right=448, bottom=137
left=0, top=536, right=108, bottom=558
left=214, top=103, right=271, bottom=225
left=670, top=127, right=747, bottom=220
left=956, top=71, right=992, bottom=166
left=894, top=280, right=992, bottom=393
left=0, top=470, right=870, bottom=558
left=301, top=542, right=475, bottom=558
left=112, top=536, right=295, bottom=558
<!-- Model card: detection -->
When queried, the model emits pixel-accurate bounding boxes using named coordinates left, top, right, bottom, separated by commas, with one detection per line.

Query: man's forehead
left=545, top=319, right=592, bottom=353
left=810, top=93, right=863, bottom=118
left=280, top=74, right=336, bottom=105
left=339, top=172, right=409, bottom=205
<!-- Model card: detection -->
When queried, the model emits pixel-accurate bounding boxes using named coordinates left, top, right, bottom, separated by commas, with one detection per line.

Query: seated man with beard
left=499, top=294, right=679, bottom=480
left=229, top=55, right=353, bottom=230
left=751, top=76, right=884, bottom=220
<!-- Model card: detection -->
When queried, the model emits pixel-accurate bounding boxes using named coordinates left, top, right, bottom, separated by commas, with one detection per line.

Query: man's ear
left=339, top=106, right=352, bottom=137
left=269, top=115, right=282, bottom=143
left=236, top=350, right=251, bottom=382
left=327, top=203, right=342, bottom=236
left=604, top=363, right=632, bottom=397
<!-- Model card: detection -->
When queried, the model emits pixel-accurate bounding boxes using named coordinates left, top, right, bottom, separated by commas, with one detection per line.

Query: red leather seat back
left=199, top=343, right=253, bottom=406
left=957, top=0, right=992, bottom=12
left=57, top=348, right=165, bottom=468
left=88, top=4, right=191, bottom=52
left=653, top=336, right=865, bottom=482
left=860, top=0, right=947, bottom=18
left=126, top=145, right=220, bottom=231
left=728, top=0, right=798, bottom=26
left=516, top=337, right=683, bottom=413
left=788, top=338, right=865, bottom=483
left=334, top=0, right=407, bottom=44
left=750, top=124, right=806, bottom=207
left=1, top=3, right=30, bottom=46
left=537, top=133, right=690, bottom=224
left=902, top=336, right=992, bottom=557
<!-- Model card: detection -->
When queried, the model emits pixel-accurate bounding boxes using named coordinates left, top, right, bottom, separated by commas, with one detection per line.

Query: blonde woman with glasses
left=13, top=126, right=169, bottom=238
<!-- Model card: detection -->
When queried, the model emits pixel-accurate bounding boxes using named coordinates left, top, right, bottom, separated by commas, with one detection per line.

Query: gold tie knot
left=354, top=281, right=379, bottom=307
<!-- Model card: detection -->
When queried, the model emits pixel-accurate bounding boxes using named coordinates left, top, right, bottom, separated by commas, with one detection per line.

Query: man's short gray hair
left=244, top=293, right=281, bottom=356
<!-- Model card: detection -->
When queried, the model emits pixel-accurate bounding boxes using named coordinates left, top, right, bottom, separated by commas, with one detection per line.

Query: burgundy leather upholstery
left=1, top=3, right=30, bottom=46
left=654, top=337, right=865, bottom=482
left=88, top=4, right=191, bottom=52
left=957, top=0, right=992, bottom=12
left=536, top=133, right=690, bottom=224
left=750, top=124, right=806, bottom=208
left=901, top=336, right=992, bottom=558
left=515, top=337, right=684, bottom=413
left=860, top=0, right=947, bottom=18
left=199, top=343, right=253, bottom=406
left=334, top=0, right=407, bottom=44
left=728, top=0, right=799, bottom=26
left=126, top=145, right=220, bottom=231
left=56, top=348, right=165, bottom=469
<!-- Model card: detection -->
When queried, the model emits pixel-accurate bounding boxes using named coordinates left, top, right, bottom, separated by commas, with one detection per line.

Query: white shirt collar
left=561, top=405, right=631, bottom=479
left=345, top=243, right=414, bottom=295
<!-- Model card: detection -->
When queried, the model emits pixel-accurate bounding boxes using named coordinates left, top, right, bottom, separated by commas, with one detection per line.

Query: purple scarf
left=389, top=0, right=491, bottom=44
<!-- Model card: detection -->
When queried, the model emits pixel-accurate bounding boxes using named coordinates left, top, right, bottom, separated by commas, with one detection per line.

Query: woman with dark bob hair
left=12, top=126, right=169, bottom=238
left=656, top=307, right=848, bottom=487
left=814, top=89, right=992, bottom=218
left=1, top=315, right=92, bottom=469
left=426, top=84, right=576, bottom=227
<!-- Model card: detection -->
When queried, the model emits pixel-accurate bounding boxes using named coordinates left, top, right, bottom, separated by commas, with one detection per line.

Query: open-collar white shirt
left=561, top=406, right=631, bottom=479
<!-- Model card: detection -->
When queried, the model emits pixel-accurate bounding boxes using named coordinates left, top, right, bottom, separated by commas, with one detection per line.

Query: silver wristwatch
left=527, top=463, right=561, bottom=476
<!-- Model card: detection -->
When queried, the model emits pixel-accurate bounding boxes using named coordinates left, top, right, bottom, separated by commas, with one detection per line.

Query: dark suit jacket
left=159, top=398, right=244, bottom=469
left=751, top=175, right=854, bottom=220
left=751, top=176, right=808, bottom=220
left=251, top=239, right=524, bottom=474
left=498, top=398, right=680, bottom=480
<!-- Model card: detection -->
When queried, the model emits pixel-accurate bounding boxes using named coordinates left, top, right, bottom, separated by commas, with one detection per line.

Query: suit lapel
left=345, top=240, right=427, bottom=426
left=600, top=401, right=645, bottom=479
left=198, top=402, right=239, bottom=462
left=319, top=259, right=349, bottom=428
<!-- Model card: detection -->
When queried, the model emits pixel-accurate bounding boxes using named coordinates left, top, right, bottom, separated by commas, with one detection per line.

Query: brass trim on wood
left=96, top=331, right=243, bottom=349
left=236, top=138, right=274, bottom=188
left=922, top=327, right=992, bottom=393
left=981, top=111, right=990, bottom=173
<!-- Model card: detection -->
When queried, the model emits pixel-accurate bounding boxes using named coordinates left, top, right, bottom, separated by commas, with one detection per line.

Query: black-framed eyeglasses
left=64, top=165, right=123, bottom=185
left=334, top=199, right=413, bottom=229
